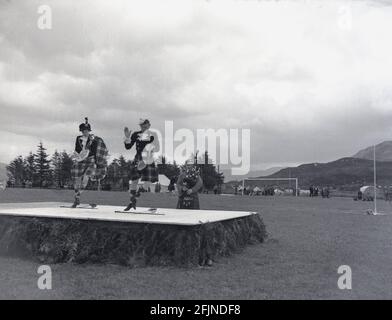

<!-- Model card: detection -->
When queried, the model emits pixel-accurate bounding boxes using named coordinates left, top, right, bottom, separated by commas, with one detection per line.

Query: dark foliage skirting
left=0, top=214, right=267, bottom=267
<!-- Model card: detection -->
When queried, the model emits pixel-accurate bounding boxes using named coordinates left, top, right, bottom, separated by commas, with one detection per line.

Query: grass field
left=1, top=188, right=392, bottom=300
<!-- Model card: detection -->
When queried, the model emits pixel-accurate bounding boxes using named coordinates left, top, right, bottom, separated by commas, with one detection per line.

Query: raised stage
left=0, top=202, right=267, bottom=267
left=0, top=202, right=258, bottom=226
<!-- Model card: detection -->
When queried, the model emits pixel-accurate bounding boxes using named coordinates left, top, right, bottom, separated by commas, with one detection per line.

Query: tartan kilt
left=129, top=163, right=158, bottom=183
left=71, top=156, right=97, bottom=180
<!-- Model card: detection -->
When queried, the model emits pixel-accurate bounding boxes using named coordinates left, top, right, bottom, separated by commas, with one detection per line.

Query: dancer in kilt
left=71, top=118, right=108, bottom=208
left=123, top=119, right=158, bottom=211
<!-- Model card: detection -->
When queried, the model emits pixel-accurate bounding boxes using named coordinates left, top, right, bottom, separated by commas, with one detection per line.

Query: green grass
left=1, top=188, right=392, bottom=299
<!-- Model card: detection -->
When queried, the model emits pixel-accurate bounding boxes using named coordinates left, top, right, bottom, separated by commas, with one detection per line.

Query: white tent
left=299, top=189, right=310, bottom=196
left=360, top=186, right=383, bottom=201
left=158, top=174, right=170, bottom=192
left=158, top=174, right=170, bottom=187
left=274, top=188, right=284, bottom=196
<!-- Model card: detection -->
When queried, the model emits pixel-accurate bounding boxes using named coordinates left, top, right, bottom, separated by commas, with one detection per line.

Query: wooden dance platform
left=0, top=202, right=257, bottom=226
left=0, top=202, right=267, bottom=267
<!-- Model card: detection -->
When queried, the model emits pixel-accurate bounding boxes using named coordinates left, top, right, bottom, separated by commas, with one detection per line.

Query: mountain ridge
left=263, top=157, right=392, bottom=190
left=225, top=141, right=392, bottom=190
left=353, top=140, right=392, bottom=161
left=223, top=166, right=284, bottom=183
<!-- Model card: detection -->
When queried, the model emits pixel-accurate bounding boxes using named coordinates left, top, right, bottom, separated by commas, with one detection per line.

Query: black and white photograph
left=0, top=0, right=392, bottom=304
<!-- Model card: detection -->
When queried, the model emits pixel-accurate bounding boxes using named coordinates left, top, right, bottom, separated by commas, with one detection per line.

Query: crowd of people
left=233, top=185, right=294, bottom=196
left=231, top=184, right=331, bottom=198
left=309, top=186, right=330, bottom=198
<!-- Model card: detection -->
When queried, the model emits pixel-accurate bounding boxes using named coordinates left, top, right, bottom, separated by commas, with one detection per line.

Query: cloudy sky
left=1, top=0, right=392, bottom=171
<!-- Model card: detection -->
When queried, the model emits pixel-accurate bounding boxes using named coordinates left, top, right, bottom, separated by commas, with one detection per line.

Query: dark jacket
left=124, top=131, right=154, bottom=162
left=176, top=174, right=203, bottom=209
left=75, top=135, right=98, bottom=159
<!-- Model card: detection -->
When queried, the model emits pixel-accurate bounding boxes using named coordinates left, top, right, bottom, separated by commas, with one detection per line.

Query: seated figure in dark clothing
left=176, top=163, right=203, bottom=209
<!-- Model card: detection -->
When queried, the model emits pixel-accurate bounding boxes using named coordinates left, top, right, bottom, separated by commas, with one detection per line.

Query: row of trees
left=7, top=143, right=74, bottom=188
left=6, top=143, right=224, bottom=191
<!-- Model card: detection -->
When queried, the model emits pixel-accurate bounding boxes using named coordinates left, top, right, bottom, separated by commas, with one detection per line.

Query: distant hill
left=267, top=157, right=392, bottom=190
left=223, top=166, right=284, bottom=182
left=223, top=141, right=392, bottom=190
left=353, top=141, right=392, bottom=161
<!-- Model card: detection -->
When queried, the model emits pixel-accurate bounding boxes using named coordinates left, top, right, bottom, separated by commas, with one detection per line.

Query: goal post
left=242, top=178, right=299, bottom=196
